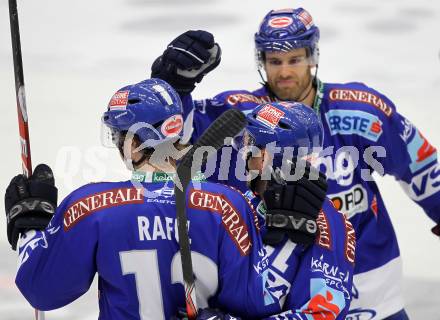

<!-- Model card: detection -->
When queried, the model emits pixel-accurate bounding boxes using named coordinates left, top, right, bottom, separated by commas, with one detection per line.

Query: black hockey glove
left=151, top=30, right=221, bottom=95
left=5, top=164, right=57, bottom=250
left=263, top=159, right=328, bottom=246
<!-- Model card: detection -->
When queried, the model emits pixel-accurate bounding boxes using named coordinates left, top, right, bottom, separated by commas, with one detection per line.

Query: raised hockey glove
left=5, top=164, right=57, bottom=250
left=151, top=30, right=221, bottom=95
left=263, top=159, right=328, bottom=246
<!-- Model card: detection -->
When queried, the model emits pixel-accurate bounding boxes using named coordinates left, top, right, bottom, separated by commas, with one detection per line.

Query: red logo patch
left=344, top=216, right=356, bottom=264
left=109, top=90, right=129, bottom=110
left=329, top=89, right=393, bottom=117
left=256, top=104, right=285, bottom=129
left=417, top=133, right=436, bottom=163
left=189, top=189, right=251, bottom=255
left=63, top=188, right=144, bottom=231
left=370, top=120, right=382, bottom=134
left=297, top=10, right=314, bottom=29
left=306, top=290, right=341, bottom=319
left=226, top=93, right=271, bottom=106
left=161, top=115, right=183, bottom=137
left=371, top=195, right=378, bottom=217
left=268, top=16, right=293, bottom=28
left=316, top=210, right=332, bottom=250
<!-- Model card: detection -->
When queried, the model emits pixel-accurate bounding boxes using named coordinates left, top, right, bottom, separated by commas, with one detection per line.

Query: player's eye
left=267, top=59, right=281, bottom=66
left=289, top=56, right=307, bottom=65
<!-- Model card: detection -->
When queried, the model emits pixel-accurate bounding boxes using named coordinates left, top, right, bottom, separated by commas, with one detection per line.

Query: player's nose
left=278, top=64, right=292, bottom=78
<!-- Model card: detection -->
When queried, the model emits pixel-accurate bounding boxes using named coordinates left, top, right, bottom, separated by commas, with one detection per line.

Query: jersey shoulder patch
left=214, top=88, right=272, bottom=108
left=61, top=182, right=144, bottom=231
left=325, top=82, right=395, bottom=117
left=187, top=182, right=253, bottom=255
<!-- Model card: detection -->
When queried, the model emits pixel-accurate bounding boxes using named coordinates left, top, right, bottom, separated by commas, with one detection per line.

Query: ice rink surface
left=0, top=0, right=439, bottom=318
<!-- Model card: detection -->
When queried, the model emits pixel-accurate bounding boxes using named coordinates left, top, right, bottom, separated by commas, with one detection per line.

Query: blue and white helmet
left=102, top=78, right=184, bottom=149
left=238, top=101, right=323, bottom=168
left=255, top=8, right=320, bottom=65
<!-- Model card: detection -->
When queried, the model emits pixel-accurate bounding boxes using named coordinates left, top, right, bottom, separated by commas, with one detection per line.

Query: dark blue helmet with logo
left=238, top=101, right=323, bottom=168
left=102, top=78, right=184, bottom=148
left=255, top=8, right=320, bottom=64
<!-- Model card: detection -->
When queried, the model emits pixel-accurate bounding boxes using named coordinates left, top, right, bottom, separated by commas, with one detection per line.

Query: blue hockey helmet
left=255, top=8, right=320, bottom=65
left=237, top=101, right=323, bottom=168
left=102, top=78, right=184, bottom=148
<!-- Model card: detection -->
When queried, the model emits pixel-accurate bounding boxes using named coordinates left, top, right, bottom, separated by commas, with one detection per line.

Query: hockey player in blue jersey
left=189, top=102, right=356, bottom=320
left=238, top=102, right=356, bottom=320
left=5, top=78, right=349, bottom=319
left=151, top=8, right=440, bottom=320
left=4, top=78, right=279, bottom=319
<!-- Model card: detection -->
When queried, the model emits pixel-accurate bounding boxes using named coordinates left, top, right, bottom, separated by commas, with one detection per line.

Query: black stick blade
left=180, top=108, right=247, bottom=169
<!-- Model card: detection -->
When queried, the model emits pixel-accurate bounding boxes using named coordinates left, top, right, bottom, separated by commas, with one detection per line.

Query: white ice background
left=0, top=0, right=439, bottom=318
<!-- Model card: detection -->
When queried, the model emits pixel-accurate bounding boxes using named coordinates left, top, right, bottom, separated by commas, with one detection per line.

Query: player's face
left=264, top=48, right=313, bottom=101
left=246, top=147, right=274, bottom=194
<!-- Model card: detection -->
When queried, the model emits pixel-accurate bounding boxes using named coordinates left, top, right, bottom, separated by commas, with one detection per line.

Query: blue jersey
left=15, top=175, right=276, bottom=319
left=244, top=192, right=355, bottom=320
left=188, top=80, right=440, bottom=319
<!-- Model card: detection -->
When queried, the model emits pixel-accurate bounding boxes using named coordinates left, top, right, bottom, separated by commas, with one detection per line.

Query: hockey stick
left=9, top=0, right=32, bottom=178
left=8, top=1, right=44, bottom=320
left=174, top=108, right=247, bottom=319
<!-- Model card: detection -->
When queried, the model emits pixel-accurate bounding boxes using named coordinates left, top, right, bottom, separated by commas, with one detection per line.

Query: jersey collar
left=312, top=78, right=324, bottom=116
left=131, top=171, right=206, bottom=183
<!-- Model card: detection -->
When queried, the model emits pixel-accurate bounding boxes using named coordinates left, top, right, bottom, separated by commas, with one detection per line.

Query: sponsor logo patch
left=160, top=114, right=183, bottom=137
left=256, top=104, right=285, bottom=129
left=406, top=129, right=437, bottom=173
left=268, top=16, right=293, bottom=28
left=325, top=109, right=383, bottom=142
left=302, top=278, right=345, bottom=319
left=316, top=210, right=332, bottom=250
left=370, top=195, right=378, bottom=218
left=109, top=90, right=129, bottom=110
left=343, top=216, right=356, bottom=264
left=63, top=188, right=143, bottom=230
left=400, top=163, right=440, bottom=201
left=329, top=89, right=393, bottom=117
left=399, top=118, right=414, bottom=142
left=297, top=9, right=314, bottom=29
left=328, top=184, right=368, bottom=219
left=189, top=189, right=251, bottom=255
left=226, top=93, right=271, bottom=106
left=311, top=255, right=351, bottom=298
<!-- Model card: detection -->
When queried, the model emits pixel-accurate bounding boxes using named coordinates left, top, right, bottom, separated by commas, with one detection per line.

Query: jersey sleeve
left=186, top=183, right=284, bottom=317
left=264, top=202, right=355, bottom=319
left=382, top=113, right=440, bottom=223
left=15, top=185, right=99, bottom=310
left=367, top=88, right=440, bottom=223
left=327, top=83, right=440, bottom=224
